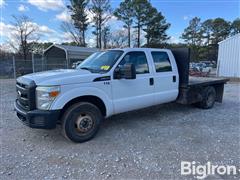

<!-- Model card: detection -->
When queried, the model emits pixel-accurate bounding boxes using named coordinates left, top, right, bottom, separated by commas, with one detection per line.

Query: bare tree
left=61, top=22, right=83, bottom=45
left=90, top=0, right=112, bottom=49
left=109, top=30, right=128, bottom=48
left=0, top=44, right=13, bottom=60
left=67, top=0, right=90, bottom=46
left=9, top=15, right=39, bottom=60
left=114, top=0, right=134, bottom=47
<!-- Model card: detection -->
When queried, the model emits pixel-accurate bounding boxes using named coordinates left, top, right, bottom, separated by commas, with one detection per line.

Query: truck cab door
left=150, top=51, right=179, bottom=104
left=111, top=51, right=155, bottom=114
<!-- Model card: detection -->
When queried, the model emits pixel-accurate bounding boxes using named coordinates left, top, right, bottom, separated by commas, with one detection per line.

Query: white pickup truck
left=15, top=48, right=228, bottom=142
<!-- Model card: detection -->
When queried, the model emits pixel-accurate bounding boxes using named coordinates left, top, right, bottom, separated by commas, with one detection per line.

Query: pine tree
left=132, top=0, right=151, bottom=47
left=181, top=17, right=203, bottom=60
left=201, top=19, right=213, bottom=46
left=114, top=0, right=134, bottom=47
left=200, top=19, right=213, bottom=60
left=210, top=18, right=231, bottom=61
left=90, top=0, right=111, bottom=49
left=144, top=7, right=170, bottom=47
left=67, top=0, right=89, bottom=47
left=211, top=18, right=231, bottom=44
left=231, top=18, right=240, bottom=35
left=102, top=26, right=111, bottom=49
left=181, top=17, right=202, bottom=46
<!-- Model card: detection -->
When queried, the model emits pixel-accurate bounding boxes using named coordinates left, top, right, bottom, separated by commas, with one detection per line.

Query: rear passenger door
left=151, top=51, right=179, bottom=104
left=112, top=51, right=155, bottom=114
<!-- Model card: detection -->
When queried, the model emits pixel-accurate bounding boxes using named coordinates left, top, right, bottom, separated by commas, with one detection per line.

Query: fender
left=50, top=86, right=114, bottom=117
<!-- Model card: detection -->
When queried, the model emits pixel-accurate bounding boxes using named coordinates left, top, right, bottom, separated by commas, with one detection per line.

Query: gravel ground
left=0, top=79, right=240, bottom=180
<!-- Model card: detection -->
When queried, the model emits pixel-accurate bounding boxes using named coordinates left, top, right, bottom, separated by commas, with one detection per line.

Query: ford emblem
left=18, top=90, right=21, bottom=96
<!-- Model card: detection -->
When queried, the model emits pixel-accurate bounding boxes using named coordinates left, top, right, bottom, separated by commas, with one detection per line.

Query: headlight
left=36, top=86, right=60, bottom=110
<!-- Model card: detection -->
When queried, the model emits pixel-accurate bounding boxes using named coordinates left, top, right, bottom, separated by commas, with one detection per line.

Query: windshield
left=77, top=50, right=123, bottom=73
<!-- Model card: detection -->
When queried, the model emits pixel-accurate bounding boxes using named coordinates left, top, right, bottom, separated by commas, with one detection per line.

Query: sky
left=0, top=0, right=239, bottom=48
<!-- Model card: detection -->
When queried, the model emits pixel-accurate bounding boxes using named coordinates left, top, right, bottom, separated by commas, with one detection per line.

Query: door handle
left=149, top=77, right=154, bottom=86
left=173, top=75, right=176, bottom=82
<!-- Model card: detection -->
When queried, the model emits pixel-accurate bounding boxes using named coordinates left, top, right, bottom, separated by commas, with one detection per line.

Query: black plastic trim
left=93, top=76, right=111, bottom=82
left=171, top=48, right=190, bottom=88
left=173, top=75, right=176, bottom=82
left=14, top=101, right=60, bottom=129
left=149, top=77, right=154, bottom=86
left=16, top=77, right=36, bottom=110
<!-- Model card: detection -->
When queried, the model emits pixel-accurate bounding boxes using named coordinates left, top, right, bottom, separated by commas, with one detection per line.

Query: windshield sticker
left=101, top=65, right=110, bottom=70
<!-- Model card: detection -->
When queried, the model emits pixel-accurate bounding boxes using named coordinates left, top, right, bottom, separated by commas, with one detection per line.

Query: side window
left=119, top=51, right=149, bottom=74
left=151, top=52, right=172, bottom=72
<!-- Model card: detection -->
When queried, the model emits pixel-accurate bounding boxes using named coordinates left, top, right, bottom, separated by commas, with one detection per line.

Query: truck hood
left=20, top=69, right=100, bottom=85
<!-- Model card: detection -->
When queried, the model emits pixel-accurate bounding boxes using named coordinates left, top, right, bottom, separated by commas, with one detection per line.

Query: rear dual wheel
left=194, top=86, right=216, bottom=109
left=61, top=102, right=103, bottom=143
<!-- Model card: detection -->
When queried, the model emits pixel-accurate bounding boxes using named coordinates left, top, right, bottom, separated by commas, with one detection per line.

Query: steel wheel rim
left=75, top=113, right=94, bottom=133
left=207, top=92, right=215, bottom=106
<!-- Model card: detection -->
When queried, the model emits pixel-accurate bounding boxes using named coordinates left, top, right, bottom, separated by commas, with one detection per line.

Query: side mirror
left=122, top=63, right=136, bottom=79
left=114, top=63, right=136, bottom=79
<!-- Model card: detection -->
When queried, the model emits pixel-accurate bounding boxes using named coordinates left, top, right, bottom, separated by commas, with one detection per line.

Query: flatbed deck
left=172, top=48, right=229, bottom=106
left=177, top=76, right=229, bottom=105
left=188, top=76, right=229, bottom=87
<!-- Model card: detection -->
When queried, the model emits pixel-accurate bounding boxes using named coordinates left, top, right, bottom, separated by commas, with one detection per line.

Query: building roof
left=44, top=44, right=99, bottom=59
left=218, top=33, right=240, bottom=44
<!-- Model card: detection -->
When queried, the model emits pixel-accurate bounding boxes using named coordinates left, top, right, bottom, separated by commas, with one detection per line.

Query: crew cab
left=14, top=48, right=228, bottom=142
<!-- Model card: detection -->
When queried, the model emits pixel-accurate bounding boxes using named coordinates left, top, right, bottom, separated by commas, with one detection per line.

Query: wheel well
left=61, top=96, right=107, bottom=117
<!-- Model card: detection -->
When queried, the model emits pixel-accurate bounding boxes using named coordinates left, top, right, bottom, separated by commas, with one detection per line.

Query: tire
left=61, top=102, right=103, bottom=143
left=194, top=86, right=216, bottom=109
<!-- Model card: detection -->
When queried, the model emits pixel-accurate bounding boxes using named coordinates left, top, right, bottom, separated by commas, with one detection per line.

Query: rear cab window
left=151, top=51, right=172, bottom=72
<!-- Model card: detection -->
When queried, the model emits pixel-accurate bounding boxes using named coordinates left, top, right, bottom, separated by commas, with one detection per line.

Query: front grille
left=16, top=79, right=36, bottom=110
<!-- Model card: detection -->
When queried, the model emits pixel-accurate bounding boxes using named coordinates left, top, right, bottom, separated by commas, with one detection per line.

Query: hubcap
left=75, top=114, right=93, bottom=133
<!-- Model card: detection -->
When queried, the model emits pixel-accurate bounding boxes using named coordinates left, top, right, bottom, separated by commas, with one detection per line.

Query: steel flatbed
left=188, top=76, right=229, bottom=87
left=171, top=48, right=229, bottom=105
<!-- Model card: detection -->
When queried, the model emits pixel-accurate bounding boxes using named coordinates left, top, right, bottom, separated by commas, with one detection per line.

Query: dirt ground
left=0, top=79, right=239, bottom=179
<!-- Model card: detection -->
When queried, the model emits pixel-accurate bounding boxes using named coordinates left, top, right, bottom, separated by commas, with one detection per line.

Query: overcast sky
left=0, top=0, right=239, bottom=47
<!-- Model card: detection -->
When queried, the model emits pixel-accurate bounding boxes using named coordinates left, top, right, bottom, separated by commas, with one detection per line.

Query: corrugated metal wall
left=217, top=34, right=240, bottom=78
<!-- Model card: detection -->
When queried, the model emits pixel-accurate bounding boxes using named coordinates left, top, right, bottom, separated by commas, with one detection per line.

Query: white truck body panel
left=111, top=73, right=155, bottom=114
left=149, top=49, right=179, bottom=105
left=22, top=48, right=179, bottom=117
left=111, top=49, right=155, bottom=114
left=110, top=49, right=179, bottom=114
left=23, top=69, right=94, bottom=85
left=51, top=84, right=114, bottom=117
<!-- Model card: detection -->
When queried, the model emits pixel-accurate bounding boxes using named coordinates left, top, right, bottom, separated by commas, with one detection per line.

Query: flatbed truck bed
left=188, top=77, right=229, bottom=87
left=171, top=48, right=229, bottom=105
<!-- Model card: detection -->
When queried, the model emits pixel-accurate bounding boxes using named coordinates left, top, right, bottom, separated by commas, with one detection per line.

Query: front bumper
left=14, top=100, right=60, bottom=129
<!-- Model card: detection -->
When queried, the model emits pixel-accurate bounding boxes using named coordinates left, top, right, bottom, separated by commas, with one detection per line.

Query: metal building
left=43, top=44, right=98, bottom=69
left=217, top=34, right=240, bottom=78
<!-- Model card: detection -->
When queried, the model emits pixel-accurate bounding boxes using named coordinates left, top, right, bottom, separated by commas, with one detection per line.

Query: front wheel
left=61, top=102, right=103, bottom=143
